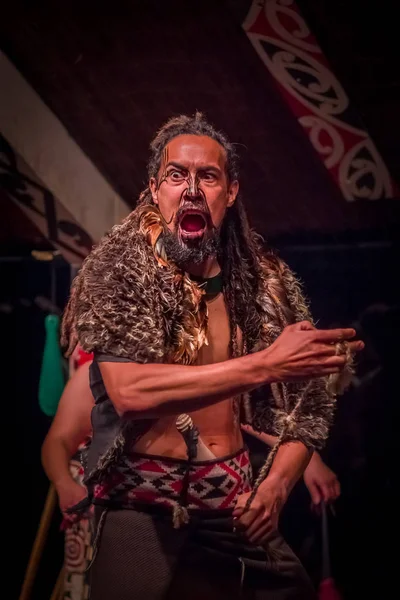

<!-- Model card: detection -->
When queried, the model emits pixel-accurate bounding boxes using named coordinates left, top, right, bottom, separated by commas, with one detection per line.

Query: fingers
left=232, top=493, right=248, bottom=518
left=307, top=481, right=322, bottom=506
left=315, top=354, right=351, bottom=370
left=348, top=340, right=364, bottom=352
left=248, top=522, right=273, bottom=546
left=232, top=506, right=244, bottom=519
left=316, top=340, right=364, bottom=356
left=322, top=479, right=341, bottom=504
left=244, top=513, right=267, bottom=540
left=289, top=365, right=345, bottom=378
left=313, top=345, right=348, bottom=358
left=314, top=328, right=356, bottom=343
left=317, top=478, right=340, bottom=504
left=294, top=321, right=315, bottom=331
left=326, top=356, right=348, bottom=367
left=333, top=479, right=341, bottom=500
left=291, top=322, right=361, bottom=346
left=321, top=483, right=332, bottom=503
left=317, top=367, right=343, bottom=376
left=327, top=484, right=337, bottom=502
left=235, top=511, right=275, bottom=546
left=289, top=324, right=357, bottom=341
left=234, top=505, right=262, bottom=530
left=294, top=355, right=347, bottom=375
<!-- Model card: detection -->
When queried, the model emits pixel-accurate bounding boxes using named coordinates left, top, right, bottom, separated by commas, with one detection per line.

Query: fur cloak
left=62, top=204, right=335, bottom=488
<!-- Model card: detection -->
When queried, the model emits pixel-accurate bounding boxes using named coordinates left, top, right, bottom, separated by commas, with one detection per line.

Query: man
left=62, top=113, right=363, bottom=599
left=42, top=361, right=340, bottom=598
left=41, top=348, right=94, bottom=600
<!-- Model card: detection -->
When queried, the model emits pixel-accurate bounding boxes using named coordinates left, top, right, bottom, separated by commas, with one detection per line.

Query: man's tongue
left=180, top=214, right=205, bottom=232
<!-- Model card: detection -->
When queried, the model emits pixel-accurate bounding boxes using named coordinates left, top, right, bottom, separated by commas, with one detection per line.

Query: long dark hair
left=136, top=112, right=269, bottom=355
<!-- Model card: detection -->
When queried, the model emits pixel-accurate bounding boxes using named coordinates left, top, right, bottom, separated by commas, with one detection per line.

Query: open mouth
left=178, top=210, right=208, bottom=240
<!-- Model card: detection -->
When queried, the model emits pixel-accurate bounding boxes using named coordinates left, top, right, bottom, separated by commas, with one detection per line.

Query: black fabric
left=89, top=508, right=316, bottom=600
left=189, top=271, right=223, bottom=298
left=85, top=360, right=121, bottom=479
left=85, top=357, right=154, bottom=489
left=90, top=508, right=189, bottom=600
left=95, top=353, right=133, bottom=363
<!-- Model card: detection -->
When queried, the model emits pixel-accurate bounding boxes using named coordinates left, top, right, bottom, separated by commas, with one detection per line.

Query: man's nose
left=185, top=176, right=201, bottom=199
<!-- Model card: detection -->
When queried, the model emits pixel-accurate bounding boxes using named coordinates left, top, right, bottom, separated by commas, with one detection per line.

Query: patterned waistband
left=93, top=447, right=252, bottom=511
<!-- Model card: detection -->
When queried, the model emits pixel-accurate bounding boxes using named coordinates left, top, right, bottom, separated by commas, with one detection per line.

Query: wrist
left=253, top=348, right=278, bottom=386
left=258, top=472, right=290, bottom=501
left=306, top=451, right=320, bottom=468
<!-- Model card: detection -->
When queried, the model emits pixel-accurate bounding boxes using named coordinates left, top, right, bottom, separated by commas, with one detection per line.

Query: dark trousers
left=89, top=508, right=316, bottom=600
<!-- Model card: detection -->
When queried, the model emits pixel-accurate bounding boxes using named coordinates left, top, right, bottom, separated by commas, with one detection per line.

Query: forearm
left=260, top=441, right=312, bottom=498
left=103, top=351, right=270, bottom=417
left=41, top=437, right=76, bottom=489
left=241, top=424, right=278, bottom=448
left=102, top=320, right=360, bottom=418
left=243, top=423, right=317, bottom=480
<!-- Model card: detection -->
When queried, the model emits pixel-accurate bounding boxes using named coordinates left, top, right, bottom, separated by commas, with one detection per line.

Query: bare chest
left=188, top=294, right=242, bottom=434
left=133, top=293, right=243, bottom=457
left=196, top=293, right=232, bottom=366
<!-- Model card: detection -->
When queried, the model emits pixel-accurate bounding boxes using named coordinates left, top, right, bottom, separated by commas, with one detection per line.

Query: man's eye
left=201, top=172, right=216, bottom=182
left=168, top=170, right=185, bottom=181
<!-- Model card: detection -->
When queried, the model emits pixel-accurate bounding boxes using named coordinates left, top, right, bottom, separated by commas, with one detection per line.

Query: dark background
left=1, top=1, right=398, bottom=598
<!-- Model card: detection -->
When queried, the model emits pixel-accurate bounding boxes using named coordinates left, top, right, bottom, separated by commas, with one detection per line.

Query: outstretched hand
left=263, top=321, right=364, bottom=382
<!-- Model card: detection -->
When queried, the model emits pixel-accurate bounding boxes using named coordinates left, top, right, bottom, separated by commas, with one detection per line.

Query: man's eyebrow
left=198, top=165, right=222, bottom=174
left=165, top=162, right=222, bottom=173
left=164, top=161, right=188, bottom=171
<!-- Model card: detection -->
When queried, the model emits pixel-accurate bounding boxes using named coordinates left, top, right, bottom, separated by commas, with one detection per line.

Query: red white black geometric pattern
left=94, top=449, right=252, bottom=511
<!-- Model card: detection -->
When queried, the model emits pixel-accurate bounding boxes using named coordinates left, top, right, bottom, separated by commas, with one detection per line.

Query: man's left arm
left=235, top=368, right=337, bottom=544
left=233, top=441, right=311, bottom=545
left=241, top=423, right=340, bottom=510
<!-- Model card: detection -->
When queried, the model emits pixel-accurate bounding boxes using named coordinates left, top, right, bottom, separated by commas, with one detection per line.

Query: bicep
left=97, top=358, right=141, bottom=403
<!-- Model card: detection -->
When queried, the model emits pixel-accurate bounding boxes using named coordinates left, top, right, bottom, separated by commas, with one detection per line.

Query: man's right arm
left=41, top=362, right=94, bottom=511
left=99, top=322, right=363, bottom=419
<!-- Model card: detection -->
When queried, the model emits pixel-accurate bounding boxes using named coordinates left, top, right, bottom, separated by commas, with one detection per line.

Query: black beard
left=161, top=228, right=221, bottom=268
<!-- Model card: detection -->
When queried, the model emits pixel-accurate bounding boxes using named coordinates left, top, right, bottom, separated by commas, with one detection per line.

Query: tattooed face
left=149, top=135, right=238, bottom=266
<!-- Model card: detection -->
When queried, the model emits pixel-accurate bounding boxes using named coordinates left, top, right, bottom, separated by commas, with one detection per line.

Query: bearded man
left=62, top=113, right=363, bottom=600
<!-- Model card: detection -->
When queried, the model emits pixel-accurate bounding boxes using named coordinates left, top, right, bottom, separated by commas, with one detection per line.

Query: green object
left=38, top=314, right=65, bottom=416
left=190, top=271, right=223, bottom=299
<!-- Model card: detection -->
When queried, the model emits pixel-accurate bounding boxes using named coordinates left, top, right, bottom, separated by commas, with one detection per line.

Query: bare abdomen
left=132, top=398, right=243, bottom=459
